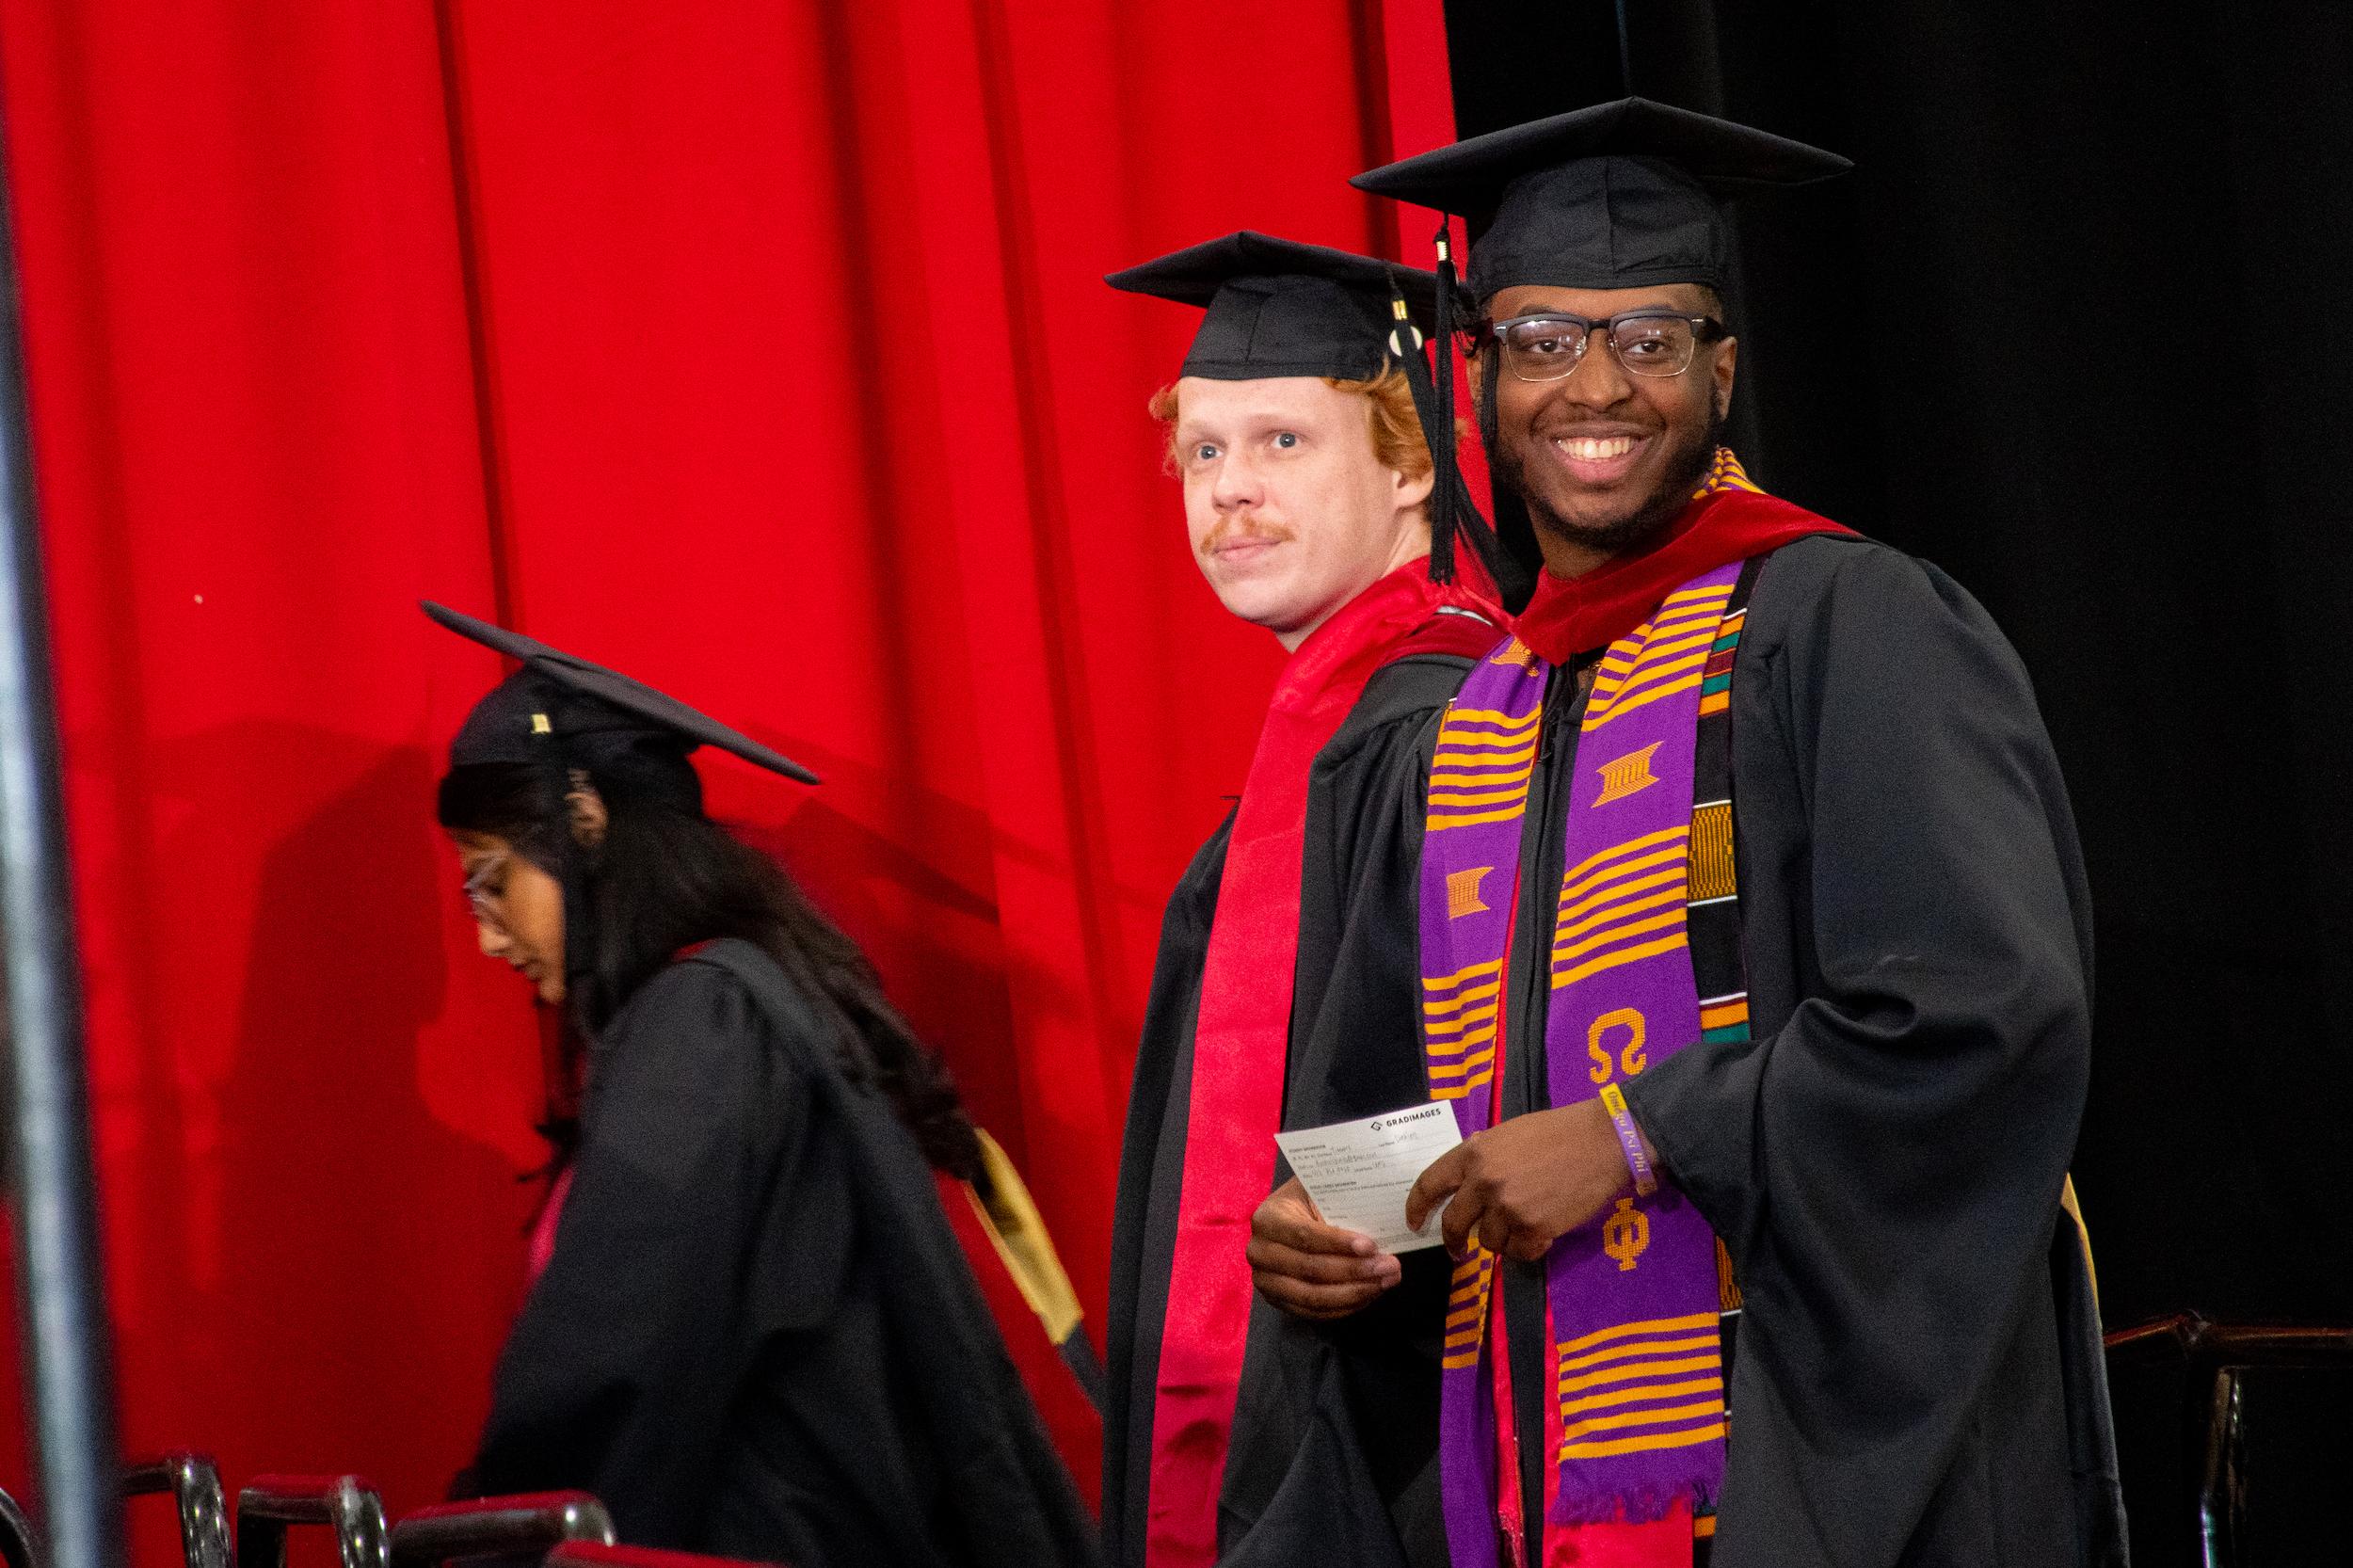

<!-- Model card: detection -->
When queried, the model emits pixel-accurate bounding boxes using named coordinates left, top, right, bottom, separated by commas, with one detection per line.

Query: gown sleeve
left=469, top=961, right=818, bottom=1544
left=1622, top=540, right=2094, bottom=1559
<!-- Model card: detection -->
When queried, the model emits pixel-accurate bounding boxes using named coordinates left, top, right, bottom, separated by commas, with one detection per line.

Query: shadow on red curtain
left=0, top=0, right=1456, bottom=1545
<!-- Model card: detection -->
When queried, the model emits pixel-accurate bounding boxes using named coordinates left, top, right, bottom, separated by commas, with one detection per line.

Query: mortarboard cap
left=1353, top=98, right=1851, bottom=299
left=1104, top=231, right=1436, bottom=382
left=425, top=600, right=820, bottom=786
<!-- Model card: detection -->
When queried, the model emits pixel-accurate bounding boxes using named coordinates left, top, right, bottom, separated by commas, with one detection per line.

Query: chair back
left=237, top=1476, right=389, bottom=1568
left=124, top=1452, right=233, bottom=1568
left=390, top=1494, right=614, bottom=1566
left=0, top=1482, right=37, bottom=1568
left=2107, top=1313, right=2353, bottom=1566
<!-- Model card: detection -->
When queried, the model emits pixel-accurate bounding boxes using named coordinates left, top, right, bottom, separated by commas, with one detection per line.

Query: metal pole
left=0, top=69, right=128, bottom=1568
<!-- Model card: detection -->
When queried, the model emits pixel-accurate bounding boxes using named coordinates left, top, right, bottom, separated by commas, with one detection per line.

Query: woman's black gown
left=468, top=938, right=1101, bottom=1568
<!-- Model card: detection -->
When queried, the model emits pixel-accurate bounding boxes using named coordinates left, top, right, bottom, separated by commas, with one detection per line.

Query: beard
left=1486, top=378, right=1727, bottom=560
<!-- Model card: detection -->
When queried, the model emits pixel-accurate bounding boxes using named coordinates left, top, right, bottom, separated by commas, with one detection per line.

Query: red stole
left=1144, top=558, right=1499, bottom=1567
left=1514, top=454, right=1852, bottom=664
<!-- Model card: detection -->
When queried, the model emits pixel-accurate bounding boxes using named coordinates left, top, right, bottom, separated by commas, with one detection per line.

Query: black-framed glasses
left=1476, top=310, right=1727, bottom=382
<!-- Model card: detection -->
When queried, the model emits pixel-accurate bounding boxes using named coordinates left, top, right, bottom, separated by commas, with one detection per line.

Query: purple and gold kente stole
left=1419, top=557, right=1760, bottom=1562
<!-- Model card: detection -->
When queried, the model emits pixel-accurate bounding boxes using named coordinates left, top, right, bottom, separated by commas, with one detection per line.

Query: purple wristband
left=1597, top=1082, right=1658, bottom=1197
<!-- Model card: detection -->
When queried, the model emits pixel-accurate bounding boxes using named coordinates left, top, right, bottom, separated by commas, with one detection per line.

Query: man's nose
left=476, top=920, right=507, bottom=959
left=1210, top=453, right=1263, bottom=510
left=1556, top=336, right=1634, bottom=409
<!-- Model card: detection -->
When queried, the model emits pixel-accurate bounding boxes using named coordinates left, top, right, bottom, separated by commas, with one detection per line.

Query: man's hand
left=1404, top=1099, right=1635, bottom=1262
left=1248, top=1176, right=1402, bottom=1320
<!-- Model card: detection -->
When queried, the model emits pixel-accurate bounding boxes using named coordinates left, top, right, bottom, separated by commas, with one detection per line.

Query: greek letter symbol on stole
left=1586, top=1008, right=1647, bottom=1083
left=1602, top=1198, right=1651, bottom=1272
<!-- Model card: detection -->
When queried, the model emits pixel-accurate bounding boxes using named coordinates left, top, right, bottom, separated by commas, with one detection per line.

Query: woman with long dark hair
left=425, top=603, right=1099, bottom=1568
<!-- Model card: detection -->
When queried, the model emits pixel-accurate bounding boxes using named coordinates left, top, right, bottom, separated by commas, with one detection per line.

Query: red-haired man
left=1101, top=232, right=1514, bottom=1568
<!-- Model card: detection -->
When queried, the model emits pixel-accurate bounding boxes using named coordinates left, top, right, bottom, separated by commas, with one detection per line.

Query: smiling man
left=1098, top=232, right=1511, bottom=1568
left=1233, top=102, right=2125, bottom=1568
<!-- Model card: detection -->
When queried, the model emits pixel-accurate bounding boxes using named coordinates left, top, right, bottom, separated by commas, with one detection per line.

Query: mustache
left=1199, top=514, right=1295, bottom=555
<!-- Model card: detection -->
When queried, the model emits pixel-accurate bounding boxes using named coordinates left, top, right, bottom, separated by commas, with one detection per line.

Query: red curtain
left=0, top=0, right=1455, bottom=1539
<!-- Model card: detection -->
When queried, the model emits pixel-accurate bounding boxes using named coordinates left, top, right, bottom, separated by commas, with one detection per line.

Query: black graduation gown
left=1213, top=536, right=2128, bottom=1568
left=1103, top=814, right=1227, bottom=1568
left=1102, top=648, right=1486, bottom=1568
left=469, top=938, right=1102, bottom=1568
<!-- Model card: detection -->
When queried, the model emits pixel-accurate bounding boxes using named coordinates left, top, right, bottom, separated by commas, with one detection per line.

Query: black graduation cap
left=1353, top=98, right=1851, bottom=298
left=424, top=600, right=820, bottom=786
left=1103, top=230, right=1436, bottom=382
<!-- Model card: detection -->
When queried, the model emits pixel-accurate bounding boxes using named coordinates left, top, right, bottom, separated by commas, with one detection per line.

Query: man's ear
left=566, top=770, right=609, bottom=848
left=1396, top=462, right=1436, bottom=515
left=1711, top=335, right=1738, bottom=421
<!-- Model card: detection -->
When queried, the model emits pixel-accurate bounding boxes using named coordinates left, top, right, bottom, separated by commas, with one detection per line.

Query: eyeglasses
left=1476, top=310, right=1727, bottom=383
left=462, top=854, right=510, bottom=937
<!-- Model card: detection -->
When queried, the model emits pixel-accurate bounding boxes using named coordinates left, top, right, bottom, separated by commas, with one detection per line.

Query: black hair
left=438, top=759, right=985, bottom=1183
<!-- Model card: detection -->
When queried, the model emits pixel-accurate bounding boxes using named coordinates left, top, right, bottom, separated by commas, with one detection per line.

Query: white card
left=1273, top=1102, right=1464, bottom=1254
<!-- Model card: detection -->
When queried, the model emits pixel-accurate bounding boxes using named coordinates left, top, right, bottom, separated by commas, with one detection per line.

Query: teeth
left=1556, top=435, right=1636, bottom=461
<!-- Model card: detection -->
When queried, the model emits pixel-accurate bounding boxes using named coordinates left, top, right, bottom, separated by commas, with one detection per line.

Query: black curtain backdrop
left=1443, top=3, right=2352, bottom=1561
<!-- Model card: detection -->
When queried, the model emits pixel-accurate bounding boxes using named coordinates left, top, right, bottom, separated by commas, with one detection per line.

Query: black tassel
left=1429, top=216, right=1460, bottom=584
left=1386, top=267, right=1450, bottom=587
left=1390, top=250, right=1513, bottom=596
